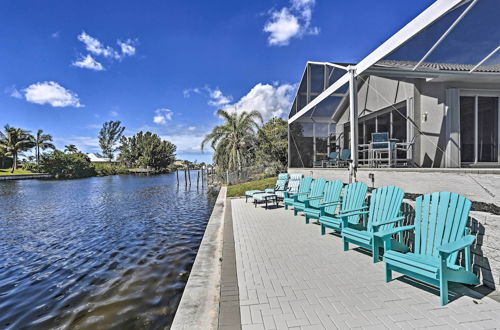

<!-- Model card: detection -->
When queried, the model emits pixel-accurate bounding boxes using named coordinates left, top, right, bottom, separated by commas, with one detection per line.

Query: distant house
left=86, top=153, right=114, bottom=164
left=174, top=159, right=186, bottom=167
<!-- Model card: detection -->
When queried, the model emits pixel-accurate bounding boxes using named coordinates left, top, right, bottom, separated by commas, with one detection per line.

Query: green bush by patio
left=227, top=177, right=277, bottom=198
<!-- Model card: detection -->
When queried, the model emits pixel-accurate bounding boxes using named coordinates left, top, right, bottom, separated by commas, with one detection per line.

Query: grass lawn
left=227, top=176, right=277, bottom=198
left=0, top=169, right=39, bottom=176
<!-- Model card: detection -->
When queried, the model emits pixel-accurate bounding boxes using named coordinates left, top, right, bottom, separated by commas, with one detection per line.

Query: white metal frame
left=459, top=89, right=500, bottom=165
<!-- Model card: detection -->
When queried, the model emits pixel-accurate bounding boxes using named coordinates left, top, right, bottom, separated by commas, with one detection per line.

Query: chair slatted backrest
left=312, top=180, right=343, bottom=209
left=414, top=192, right=472, bottom=266
left=367, top=186, right=404, bottom=233
left=339, top=149, right=351, bottom=161
left=287, top=173, right=303, bottom=194
left=296, top=176, right=313, bottom=202
left=275, top=173, right=289, bottom=191
left=328, top=152, right=339, bottom=160
left=332, top=182, right=368, bottom=223
left=304, top=178, right=326, bottom=203
left=372, top=132, right=389, bottom=149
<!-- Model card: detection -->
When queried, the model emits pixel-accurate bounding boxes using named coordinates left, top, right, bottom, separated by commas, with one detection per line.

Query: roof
left=374, top=60, right=500, bottom=73
left=86, top=153, right=112, bottom=162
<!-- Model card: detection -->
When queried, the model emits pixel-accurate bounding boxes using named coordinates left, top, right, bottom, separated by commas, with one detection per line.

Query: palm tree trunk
left=36, top=145, right=40, bottom=164
left=11, top=152, right=17, bottom=173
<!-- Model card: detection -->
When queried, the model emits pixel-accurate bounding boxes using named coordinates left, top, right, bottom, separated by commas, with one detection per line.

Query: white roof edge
left=288, top=73, right=350, bottom=124
left=288, top=0, right=466, bottom=124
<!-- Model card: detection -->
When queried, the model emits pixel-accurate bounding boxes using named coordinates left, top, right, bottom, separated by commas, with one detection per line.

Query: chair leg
left=305, top=216, right=309, bottom=224
left=372, top=245, right=379, bottom=263
left=385, top=264, right=392, bottom=282
left=321, top=224, right=326, bottom=235
left=284, top=204, right=288, bottom=210
left=343, top=238, right=349, bottom=251
left=440, top=278, right=449, bottom=306
left=294, top=209, right=298, bottom=216
left=439, top=257, right=449, bottom=306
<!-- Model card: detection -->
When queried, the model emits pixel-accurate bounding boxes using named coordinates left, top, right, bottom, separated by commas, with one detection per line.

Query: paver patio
left=231, top=198, right=500, bottom=329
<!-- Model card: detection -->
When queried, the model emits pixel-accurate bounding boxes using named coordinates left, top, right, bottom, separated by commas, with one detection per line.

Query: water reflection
left=0, top=174, right=217, bottom=329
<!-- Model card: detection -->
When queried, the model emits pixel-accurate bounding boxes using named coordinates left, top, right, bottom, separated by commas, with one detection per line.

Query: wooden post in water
left=176, top=169, right=179, bottom=185
left=196, top=170, right=200, bottom=188
left=184, top=167, right=187, bottom=187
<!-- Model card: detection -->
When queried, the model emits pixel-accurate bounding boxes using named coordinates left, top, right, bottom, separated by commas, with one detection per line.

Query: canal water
left=0, top=174, right=218, bottom=329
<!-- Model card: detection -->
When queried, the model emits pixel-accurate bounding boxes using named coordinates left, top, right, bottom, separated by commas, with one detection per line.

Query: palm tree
left=201, top=109, right=262, bottom=172
left=65, top=144, right=78, bottom=153
left=0, top=125, right=34, bottom=173
left=33, top=129, right=55, bottom=163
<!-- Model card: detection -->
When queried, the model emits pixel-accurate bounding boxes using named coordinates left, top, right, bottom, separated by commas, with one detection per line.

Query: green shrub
left=93, top=163, right=129, bottom=176
left=22, top=162, right=43, bottom=173
left=40, top=151, right=96, bottom=179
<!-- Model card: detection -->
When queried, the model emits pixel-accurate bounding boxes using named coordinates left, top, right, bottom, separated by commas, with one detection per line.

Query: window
left=460, top=93, right=499, bottom=164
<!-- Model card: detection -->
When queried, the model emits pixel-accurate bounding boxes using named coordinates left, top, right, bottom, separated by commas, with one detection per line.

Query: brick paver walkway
left=231, top=198, right=500, bottom=329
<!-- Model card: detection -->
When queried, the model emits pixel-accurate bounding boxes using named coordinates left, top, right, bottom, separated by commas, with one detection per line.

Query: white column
left=348, top=66, right=359, bottom=183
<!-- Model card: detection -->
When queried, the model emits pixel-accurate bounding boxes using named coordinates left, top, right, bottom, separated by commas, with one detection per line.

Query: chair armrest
left=438, top=235, right=476, bottom=255
left=339, top=205, right=368, bottom=214
left=374, top=225, right=415, bottom=239
left=319, top=200, right=341, bottom=207
left=372, top=216, right=405, bottom=229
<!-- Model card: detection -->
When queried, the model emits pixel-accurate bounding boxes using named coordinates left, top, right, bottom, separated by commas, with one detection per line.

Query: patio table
left=253, top=193, right=278, bottom=210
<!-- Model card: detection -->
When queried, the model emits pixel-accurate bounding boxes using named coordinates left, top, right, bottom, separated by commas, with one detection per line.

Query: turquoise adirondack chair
left=245, top=173, right=289, bottom=202
left=319, top=182, right=368, bottom=235
left=303, top=180, right=343, bottom=224
left=283, top=176, right=313, bottom=210
left=276, top=173, right=302, bottom=200
left=292, top=178, right=327, bottom=216
left=375, top=192, right=479, bottom=305
left=341, top=186, right=408, bottom=263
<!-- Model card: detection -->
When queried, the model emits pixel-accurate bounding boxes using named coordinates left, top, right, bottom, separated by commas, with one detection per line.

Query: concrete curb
left=0, top=174, right=52, bottom=180
left=171, top=186, right=226, bottom=330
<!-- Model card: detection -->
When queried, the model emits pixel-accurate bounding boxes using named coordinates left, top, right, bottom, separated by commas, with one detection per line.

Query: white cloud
left=208, top=88, right=232, bottom=106
left=188, top=126, right=196, bottom=131
left=5, top=86, right=22, bottom=99
left=264, top=0, right=319, bottom=46
left=110, top=111, right=119, bottom=117
left=153, top=108, right=174, bottom=125
left=74, top=32, right=138, bottom=69
left=51, top=31, right=60, bottom=38
left=222, top=83, right=295, bottom=120
left=183, top=87, right=201, bottom=98
left=183, top=86, right=232, bottom=107
left=77, top=31, right=120, bottom=59
left=24, top=81, right=83, bottom=108
left=72, top=54, right=104, bottom=71
left=118, top=39, right=136, bottom=56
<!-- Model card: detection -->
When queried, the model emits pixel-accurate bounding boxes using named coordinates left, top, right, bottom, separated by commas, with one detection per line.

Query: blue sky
left=0, top=0, right=433, bottom=163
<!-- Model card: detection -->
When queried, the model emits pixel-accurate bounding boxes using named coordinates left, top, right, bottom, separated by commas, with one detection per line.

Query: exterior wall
left=288, top=167, right=500, bottom=288
left=333, top=75, right=500, bottom=168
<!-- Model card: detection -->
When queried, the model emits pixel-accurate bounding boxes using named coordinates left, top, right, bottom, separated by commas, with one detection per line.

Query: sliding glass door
left=460, top=93, right=499, bottom=164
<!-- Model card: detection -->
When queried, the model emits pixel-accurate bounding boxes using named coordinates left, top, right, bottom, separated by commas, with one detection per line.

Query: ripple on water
left=0, top=174, right=217, bottom=329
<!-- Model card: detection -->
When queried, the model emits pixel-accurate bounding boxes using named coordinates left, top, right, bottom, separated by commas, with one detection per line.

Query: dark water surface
left=0, top=174, right=218, bottom=329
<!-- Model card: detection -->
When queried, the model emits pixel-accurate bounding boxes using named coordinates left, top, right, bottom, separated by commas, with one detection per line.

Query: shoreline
left=171, top=186, right=227, bottom=330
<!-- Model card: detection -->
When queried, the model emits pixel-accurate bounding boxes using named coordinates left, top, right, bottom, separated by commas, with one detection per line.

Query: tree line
left=0, top=121, right=177, bottom=178
left=201, top=109, right=288, bottom=175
